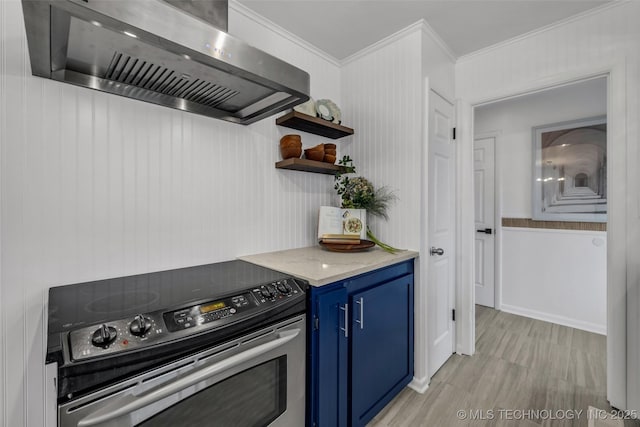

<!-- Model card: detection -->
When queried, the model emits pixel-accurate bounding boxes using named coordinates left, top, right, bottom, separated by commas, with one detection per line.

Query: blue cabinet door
left=349, top=274, right=414, bottom=427
left=311, top=285, right=348, bottom=427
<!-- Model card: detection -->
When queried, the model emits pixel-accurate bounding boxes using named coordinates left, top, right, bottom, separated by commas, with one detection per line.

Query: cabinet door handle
left=340, top=304, right=348, bottom=338
left=355, top=297, right=364, bottom=329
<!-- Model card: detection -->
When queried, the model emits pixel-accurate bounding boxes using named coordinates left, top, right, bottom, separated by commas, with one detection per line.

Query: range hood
left=21, top=0, right=310, bottom=124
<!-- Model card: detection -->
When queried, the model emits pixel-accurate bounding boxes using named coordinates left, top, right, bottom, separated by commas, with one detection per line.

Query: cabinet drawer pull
left=340, top=304, right=348, bottom=338
left=355, top=297, right=364, bottom=329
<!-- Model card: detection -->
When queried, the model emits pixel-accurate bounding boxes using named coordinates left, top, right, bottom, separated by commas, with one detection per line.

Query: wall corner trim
left=228, top=0, right=342, bottom=67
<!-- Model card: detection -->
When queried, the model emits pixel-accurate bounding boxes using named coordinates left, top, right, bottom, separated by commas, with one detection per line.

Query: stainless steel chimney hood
left=21, top=0, right=310, bottom=124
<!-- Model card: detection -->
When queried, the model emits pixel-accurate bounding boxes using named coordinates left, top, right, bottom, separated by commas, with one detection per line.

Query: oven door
left=59, top=315, right=305, bottom=427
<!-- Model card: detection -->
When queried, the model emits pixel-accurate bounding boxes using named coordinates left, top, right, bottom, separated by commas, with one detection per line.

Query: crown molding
left=341, top=19, right=457, bottom=66
left=419, top=19, right=458, bottom=63
left=228, top=0, right=341, bottom=67
left=229, top=0, right=616, bottom=69
left=458, top=1, right=628, bottom=63
left=341, top=21, right=424, bottom=65
left=229, top=2, right=457, bottom=68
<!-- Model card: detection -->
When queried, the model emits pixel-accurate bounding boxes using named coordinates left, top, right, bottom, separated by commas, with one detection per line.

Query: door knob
left=430, top=247, right=444, bottom=256
left=476, top=228, right=493, bottom=235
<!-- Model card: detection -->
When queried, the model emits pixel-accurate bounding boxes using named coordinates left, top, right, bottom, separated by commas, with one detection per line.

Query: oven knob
left=91, top=324, right=118, bottom=347
left=129, top=315, right=152, bottom=336
left=277, top=282, right=292, bottom=294
left=261, top=285, right=276, bottom=299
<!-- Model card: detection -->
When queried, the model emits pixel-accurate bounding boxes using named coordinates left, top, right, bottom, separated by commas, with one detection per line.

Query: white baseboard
left=501, top=304, right=606, bottom=335
left=408, top=376, right=429, bottom=394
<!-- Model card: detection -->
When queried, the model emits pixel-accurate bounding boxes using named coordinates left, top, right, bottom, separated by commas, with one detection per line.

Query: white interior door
left=427, top=90, right=456, bottom=377
left=474, top=137, right=495, bottom=308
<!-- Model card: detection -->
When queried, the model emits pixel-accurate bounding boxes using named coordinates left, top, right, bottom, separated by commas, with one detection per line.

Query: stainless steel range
left=46, top=260, right=307, bottom=427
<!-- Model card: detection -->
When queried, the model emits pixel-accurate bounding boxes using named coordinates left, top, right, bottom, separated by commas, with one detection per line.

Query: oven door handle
left=77, top=328, right=301, bottom=427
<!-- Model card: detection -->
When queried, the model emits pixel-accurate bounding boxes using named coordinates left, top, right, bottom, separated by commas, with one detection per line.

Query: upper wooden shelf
left=275, top=158, right=349, bottom=175
left=276, top=111, right=354, bottom=139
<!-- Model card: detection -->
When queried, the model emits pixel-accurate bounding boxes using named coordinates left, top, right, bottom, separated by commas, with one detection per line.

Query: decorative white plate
left=293, top=98, right=316, bottom=116
left=315, top=99, right=334, bottom=121
left=315, top=99, right=341, bottom=124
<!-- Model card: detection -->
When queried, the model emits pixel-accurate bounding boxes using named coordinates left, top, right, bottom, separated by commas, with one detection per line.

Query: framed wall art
left=532, top=116, right=607, bottom=222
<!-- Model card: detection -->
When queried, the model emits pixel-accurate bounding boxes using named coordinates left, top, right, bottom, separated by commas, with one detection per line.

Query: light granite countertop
left=239, top=246, right=419, bottom=287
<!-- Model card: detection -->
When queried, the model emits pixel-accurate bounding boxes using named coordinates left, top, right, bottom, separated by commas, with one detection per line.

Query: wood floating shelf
left=276, top=111, right=354, bottom=139
left=275, top=158, right=348, bottom=175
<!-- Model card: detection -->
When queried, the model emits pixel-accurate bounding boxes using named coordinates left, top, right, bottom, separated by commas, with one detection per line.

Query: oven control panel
left=164, top=292, right=251, bottom=331
left=163, top=279, right=301, bottom=332
left=68, top=278, right=304, bottom=361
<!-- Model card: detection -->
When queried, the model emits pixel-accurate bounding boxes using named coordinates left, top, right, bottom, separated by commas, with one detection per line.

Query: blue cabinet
left=311, top=286, right=348, bottom=427
left=308, top=260, right=414, bottom=427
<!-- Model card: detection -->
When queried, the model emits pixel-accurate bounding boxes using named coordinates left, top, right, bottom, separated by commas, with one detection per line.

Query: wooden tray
left=319, top=240, right=375, bottom=252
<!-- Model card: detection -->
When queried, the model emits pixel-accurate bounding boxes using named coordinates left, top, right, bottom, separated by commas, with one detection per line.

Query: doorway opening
left=471, top=76, right=607, bottom=335
left=468, top=74, right=611, bottom=415
left=470, top=77, right=610, bottom=402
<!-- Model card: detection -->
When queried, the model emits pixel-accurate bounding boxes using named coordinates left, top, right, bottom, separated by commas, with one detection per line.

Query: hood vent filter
left=105, top=52, right=239, bottom=108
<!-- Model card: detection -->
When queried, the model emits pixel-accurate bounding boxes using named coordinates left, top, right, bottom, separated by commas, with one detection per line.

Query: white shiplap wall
left=341, top=29, right=423, bottom=250
left=0, top=1, right=341, bottom=425
left=456, top=1, right=640, bottom=411
left=341, top=25, right=455, bottom=389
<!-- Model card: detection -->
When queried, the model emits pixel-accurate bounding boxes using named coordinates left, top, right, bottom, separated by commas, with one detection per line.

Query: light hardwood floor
left=368, top=306, right=639, bottom=427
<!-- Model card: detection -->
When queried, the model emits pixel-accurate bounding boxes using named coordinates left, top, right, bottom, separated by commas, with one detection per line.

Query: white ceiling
left=236, top=0, right=610, bottom=59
